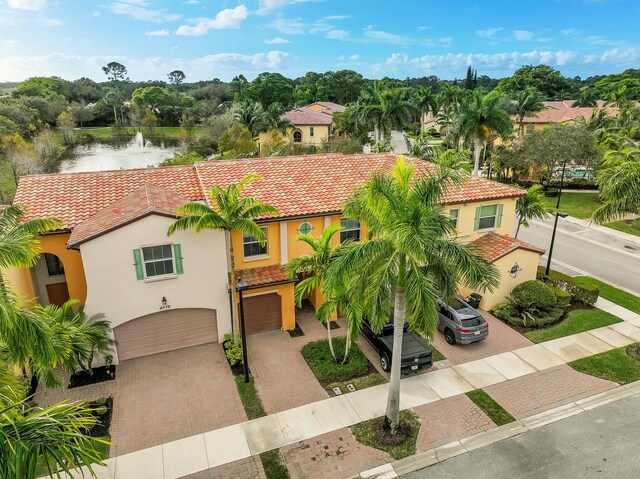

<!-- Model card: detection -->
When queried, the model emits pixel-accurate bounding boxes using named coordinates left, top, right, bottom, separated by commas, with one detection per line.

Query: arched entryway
left=33, top=253, right=70, bottom=306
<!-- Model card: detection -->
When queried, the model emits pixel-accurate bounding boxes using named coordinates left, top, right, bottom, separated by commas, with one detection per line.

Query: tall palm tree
left=456, top=89, right=514, bottom=176
left=514, top=185, right=550, bottom=238
left=263, top=102, right=291, bottom=134
left=512, top=87, right=544, bottom=136
left=168, top=174, right=279, bottom=343
left=325, top=158, right=499, bottom=432
left=234, top=101, right=266, bottom=136
left=414, top=87, right=439, bottom=133
left=592, top=145, right=640, bottom=224
left=0, top=392, right=109, bottom=479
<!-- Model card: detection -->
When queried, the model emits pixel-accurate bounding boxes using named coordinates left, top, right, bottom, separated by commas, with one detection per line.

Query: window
left=309, top=126, right=315, bottom=137
left=243, top=227, right=268, bottom=257
left=293, top=131, right=302, bottom=143
left=475, top=204, right=503, bottom=230
left=297, top=221, right=313, bottom=235
left=449, top=209, right=459, bottom=229
left=340, top=218, right=360, bottom=243
left=44, top=253, right=64, bottom=277
left=142, top=244, right=175, bottom=278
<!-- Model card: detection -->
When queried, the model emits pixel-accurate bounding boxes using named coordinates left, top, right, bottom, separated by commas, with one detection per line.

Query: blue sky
left=1, top=0, right=639, bottom=82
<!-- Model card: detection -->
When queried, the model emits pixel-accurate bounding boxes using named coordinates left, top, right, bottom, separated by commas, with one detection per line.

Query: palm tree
left=168, top=174, right=279, bottom=343
left=512, top=87, right=544, bottom=136
left=234, top=101, right=266, bottom=136
left=456, top=89, right=514, bottom=176
left=514, top=185, right=550, bottom=238
left=414, top=87, right=439, bottom=132
left=592, top=145, right=640, bottom=224
left=325, top=157, right=499, bottom=433
left=263, top=103, right=292, bottom=134
left=0, top=392, right=109, bottom=479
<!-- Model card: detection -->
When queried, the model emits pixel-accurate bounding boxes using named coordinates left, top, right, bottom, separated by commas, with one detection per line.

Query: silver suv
left=437, top=297, right=489, bottom=345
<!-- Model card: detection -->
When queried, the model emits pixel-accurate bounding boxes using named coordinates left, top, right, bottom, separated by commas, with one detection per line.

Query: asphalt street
left=518, top=216, right=640, bottom=295
left=402, top=392, right=640, bottom=479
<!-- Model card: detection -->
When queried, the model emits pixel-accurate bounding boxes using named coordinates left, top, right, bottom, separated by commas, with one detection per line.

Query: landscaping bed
left=300, top=337, right=385, bottom=394
left=570, top=343, right=640, bottom=384
left=351, top=410, right=420, bottom=460
left=69, top=365, right=116, bottom=389
left=604, top=219, right=640, bottom=238
left=572, top=276, right=640, bottom=315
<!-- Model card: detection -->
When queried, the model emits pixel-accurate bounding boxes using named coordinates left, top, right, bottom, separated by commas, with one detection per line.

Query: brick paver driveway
left=432, top=309, right=533, bottom=365
left=36, top=343, right=247, bottom=456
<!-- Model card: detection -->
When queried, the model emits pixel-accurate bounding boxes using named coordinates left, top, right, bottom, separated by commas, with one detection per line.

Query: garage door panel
left=244, top=293, right=281, bottom=334
left=115, top=308, right=217, bottom=361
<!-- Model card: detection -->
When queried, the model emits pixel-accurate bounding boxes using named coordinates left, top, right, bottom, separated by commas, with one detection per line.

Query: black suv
left=362, top=320, right=433, bottom=374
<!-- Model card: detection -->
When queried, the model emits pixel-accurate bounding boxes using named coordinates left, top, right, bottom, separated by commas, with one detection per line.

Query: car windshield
left=452, top=299, right=470, bottom=311
left=461, top=316, right=484, bottom=327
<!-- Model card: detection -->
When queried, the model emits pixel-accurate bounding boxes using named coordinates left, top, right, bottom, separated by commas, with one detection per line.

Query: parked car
left=361, top=319, right=433, bottom=374
left=437, top=297, right=489, bottom=345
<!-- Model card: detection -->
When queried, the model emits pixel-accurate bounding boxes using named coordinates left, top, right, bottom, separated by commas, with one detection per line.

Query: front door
left=46, top=282, right=70, bottom=307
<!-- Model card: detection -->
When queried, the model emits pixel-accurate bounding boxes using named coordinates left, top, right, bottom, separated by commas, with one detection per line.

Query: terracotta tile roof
left=307, top=101, right=346, bottom=114
left=519, top=107, right=596, bottom=124
left=13, top=165, right=203, bottom=229
left=195, top=153, right=525, bottom=219
left=237, top=264, right=293, bottom=288
left=282, top=107, right=334, bottom=125
left=68, top=183, right=190, bottom=247
left=471, top=232, right=545, bottom=261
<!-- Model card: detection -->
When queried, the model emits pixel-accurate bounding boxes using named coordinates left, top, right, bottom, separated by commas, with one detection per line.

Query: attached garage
left=243, top=293, right=282, bottom=334
left=114, top=308, right=218, bottom=361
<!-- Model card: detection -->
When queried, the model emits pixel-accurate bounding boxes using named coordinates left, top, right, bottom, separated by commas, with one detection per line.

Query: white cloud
left=6, top=0, right=45, bottom=11
left=268, top=17, right=306, bottom=34
left=326, top=29, right=350, bottom=40
left=363, top=29, right=411, bottom=45
left=256, top=0, right=317, bottom=15
left=439, top=37, right=452, bottom=45
left=349, top=54, right=359, bottom=60
left=176, top=5, right=249, bottom=36
left=562, top=28, right=579, bottom=36
left=5, top=39, right=18, bottom=45
left=264, top=37, right=290, bottom=44
left=476, top=27, right=503, bottom=39
left=108, top=0, right=180, bottom=23
left=512, top=30, right=534, bottom=41
left=146, top=29, right=170, bottom=36
left=321, top=15, right=350, bottom=21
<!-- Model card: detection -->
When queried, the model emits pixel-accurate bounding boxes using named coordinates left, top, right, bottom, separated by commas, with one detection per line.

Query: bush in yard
left=551, top=286, right=571, bottom=309
left=537, top=267, right=599, bottom=306
left=223, top=333, right=243, bottom=365
left=492, top=302, right=517, bottom=322
left=301, top=337, right=369, bottom=382
left=504, top=280, right=565, bottom=328
left=510, top=280, right=557, bottom=310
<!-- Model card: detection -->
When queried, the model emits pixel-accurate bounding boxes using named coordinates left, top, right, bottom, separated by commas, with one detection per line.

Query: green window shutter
left=496, top=204, right=504, bottom=228
left=173, top=244, right=184, bottom=274
left=133, top=249, right=144, bottom=280
left=473, top=207, right=481, bottom=231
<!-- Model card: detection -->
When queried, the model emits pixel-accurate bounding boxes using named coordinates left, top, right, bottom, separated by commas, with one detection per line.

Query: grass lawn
left=604, top=220, right=640, bottom=238
left=431, top=345, right=446, bottom=362
left=75, top=126, right=201, bottom=139
left=34, top=436, right=110, bottom=477
left=351, top=410, right=420, bottom=460
left=570, top=344, right=640, bottom=384
left=524, top=307, right=622, bottom=343
left=234, top=376, right=267, bottom=420
left=260, top=450, right=291, bottom=479
left=301, top=337, right=371, bottom=383
left=0, top=162, right=16, bottom=204
left=326, top=372, right=386, bottom=393
left=465, top=390, right=515, bottom=426
left=541, top=192, right=600, bottom=219
left=572, top=276, right=640, bottom=315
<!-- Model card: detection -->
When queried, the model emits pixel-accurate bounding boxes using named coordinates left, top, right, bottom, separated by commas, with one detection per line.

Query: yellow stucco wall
left=238, top=283, right=296, bottom=331
left=2, top=266, right=36, bottom=303
left=458, top=248, right=541, bottom=310
left=447, top=198, right=517, bottom=242
left=287, top=217, right=326, bottom=261
left=257, top=125, right=331, bottom=148
left=233, top=223, right=281, bottom=269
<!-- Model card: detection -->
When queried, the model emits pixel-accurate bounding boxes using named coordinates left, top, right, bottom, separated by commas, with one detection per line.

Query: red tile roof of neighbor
left=282, top=107, right=334, bottom=125
left=237, top=264, right=292, bottom=288
left=519, top=107, right=596, bottom=124
left=14, top=153, right=525, bottom=243
left=308, top=102, right=346, bottom=114
left=471, top=232, right=545, bottom=261
left=67, top=183, right=191, bottom=247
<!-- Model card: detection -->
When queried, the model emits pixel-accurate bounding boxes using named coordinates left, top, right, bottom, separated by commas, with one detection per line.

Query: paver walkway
left=50, top=302, right=640, bottom=479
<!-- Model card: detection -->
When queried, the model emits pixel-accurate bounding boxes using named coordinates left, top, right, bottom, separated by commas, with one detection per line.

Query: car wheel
left=444, top=329, right=456, bottom=345
left=380, top=353, right=391, bottom=372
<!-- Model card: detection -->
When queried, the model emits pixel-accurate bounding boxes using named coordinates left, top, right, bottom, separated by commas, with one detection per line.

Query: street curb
left=354, top=384, right=640, bottom=479
left=563, top=215, right=640, bottom=246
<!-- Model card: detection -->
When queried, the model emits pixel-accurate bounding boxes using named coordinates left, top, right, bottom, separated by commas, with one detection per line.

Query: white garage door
left=114, top=308, right=218, bottom=361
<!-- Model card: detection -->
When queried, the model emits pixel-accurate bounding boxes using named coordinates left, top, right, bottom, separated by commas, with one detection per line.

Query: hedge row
left=537, top=267, right=599, bottom=306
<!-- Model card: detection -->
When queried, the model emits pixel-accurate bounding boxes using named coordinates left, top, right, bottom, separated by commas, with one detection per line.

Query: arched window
left=293, top=131, right=302, bottom=143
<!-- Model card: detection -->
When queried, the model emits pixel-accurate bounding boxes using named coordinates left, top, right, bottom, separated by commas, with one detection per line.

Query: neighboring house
left=4, top=153, right=543, bottom=364
left=257, top=101, right=345, bottom=150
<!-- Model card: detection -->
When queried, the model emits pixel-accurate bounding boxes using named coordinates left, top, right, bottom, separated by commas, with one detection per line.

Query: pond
left=59, top=135, right=179, bottom=173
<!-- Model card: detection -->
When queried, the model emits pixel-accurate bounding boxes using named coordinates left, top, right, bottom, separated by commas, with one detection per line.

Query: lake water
left=59, top=138, right=178, bottom=173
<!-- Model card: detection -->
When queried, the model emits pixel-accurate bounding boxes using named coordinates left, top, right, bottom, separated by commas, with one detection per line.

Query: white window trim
left=141, top=242, right=177, bottom=282
left=340, top=218, right=361, bottom=243
left=477, top=204, right=499, bottom=231
left=309, top=126, right=315, bottom=137
left=449, top=209, right=460, bottom=229
left=243, top=227, right=269, bottom=259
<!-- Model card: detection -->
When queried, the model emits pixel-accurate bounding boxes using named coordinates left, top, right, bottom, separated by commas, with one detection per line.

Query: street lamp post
left=545, top=159, right=569, bottom=276
left=556, top=159, right=568, bottom=210
left=237, top=279, right=250, bottom=383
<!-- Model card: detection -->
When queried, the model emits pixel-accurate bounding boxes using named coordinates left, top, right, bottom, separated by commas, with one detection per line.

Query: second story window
left=309, top=126, right=315, bottom=137
left=293, top=131, right=302, bottom=143
left=449, top=209, right=459, bottom=229
left=44, top=253, right=65, bottom=277
left=475, top=204, right=503, bottom=231
left=243, top=227, right=268, bottom=257
left=340, top=218, right=360, bottom=243
left=142, top=244, right=175, bottom=278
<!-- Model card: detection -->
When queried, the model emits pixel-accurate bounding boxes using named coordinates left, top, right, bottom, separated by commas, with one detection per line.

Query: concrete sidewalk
left=51, top=305, right=640, bottom=479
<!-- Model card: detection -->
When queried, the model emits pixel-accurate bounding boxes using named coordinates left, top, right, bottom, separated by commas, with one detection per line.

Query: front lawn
left=466, top=390, right=515, bottom=426
left=542, top=192, right=600, bottom=219
left=234, top=376, right=267, bottom=420
left=524, top=307, right=622, bottom=343
left=572, top=276, right=640, bottom=315
left=604, top=220, right=640, bottom=238
left=570, top=344, right=640, bottom=384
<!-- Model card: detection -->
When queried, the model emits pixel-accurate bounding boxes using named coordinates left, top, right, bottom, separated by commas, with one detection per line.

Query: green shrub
left=511, top=280, right=557, bottom=310
left=223, top=333, right=243, bottom=365
left=301, top=337, right=369, bottom=382
left=537, top=267, right=599, bottom=306
left=551, top=286, right=571, bottom=309
left=492, top=302, right=517, bottom=321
